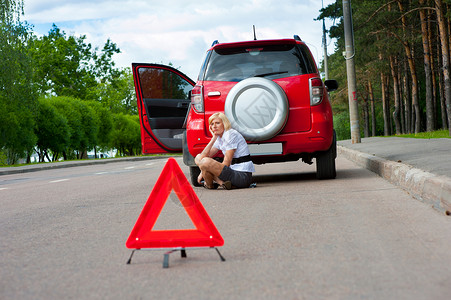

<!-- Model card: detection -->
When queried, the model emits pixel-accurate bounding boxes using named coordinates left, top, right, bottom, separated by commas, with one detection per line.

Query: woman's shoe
left=221, top=181, right=232, bottom=190
left=203, top=182, right=219, bottom=189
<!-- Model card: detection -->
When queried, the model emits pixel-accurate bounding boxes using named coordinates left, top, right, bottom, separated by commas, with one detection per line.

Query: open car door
left=132, top=63, right=195, bottom=154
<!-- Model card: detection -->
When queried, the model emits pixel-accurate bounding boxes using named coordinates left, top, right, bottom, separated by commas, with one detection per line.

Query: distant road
left=1, top=156, right=450, bottom=299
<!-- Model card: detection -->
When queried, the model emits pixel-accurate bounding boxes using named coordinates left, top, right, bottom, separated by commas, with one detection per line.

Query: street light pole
left=342, top=0, right=361, bottom=143
left=322, top=0, right=329, bottom=80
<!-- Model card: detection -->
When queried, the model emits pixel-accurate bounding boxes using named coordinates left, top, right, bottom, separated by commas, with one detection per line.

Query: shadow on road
left=253, top=172, right=316, bottom=184
left=252, top=167, right=375, bottom=184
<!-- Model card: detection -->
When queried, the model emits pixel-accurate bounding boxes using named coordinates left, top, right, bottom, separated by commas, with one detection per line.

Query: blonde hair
left=209, top=112, right=231, bottom=131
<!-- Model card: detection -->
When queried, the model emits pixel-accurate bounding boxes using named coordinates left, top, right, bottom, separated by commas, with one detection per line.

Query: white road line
left=49, top=179, right=69, bottom=183
left=124, top=166, right=135, bottom=169
left=0, top=187, right=8, bottom=191
left=95, top=172, right=109, bottom=175
left=146, top=163, right=154, bottom=166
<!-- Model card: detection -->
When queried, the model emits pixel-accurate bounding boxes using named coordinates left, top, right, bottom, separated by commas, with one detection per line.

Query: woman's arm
left=201, top=136, right=219, bottom=158
left=223, top=149, right=235, bottom=167
left=195, top=134, right=219, bottom=165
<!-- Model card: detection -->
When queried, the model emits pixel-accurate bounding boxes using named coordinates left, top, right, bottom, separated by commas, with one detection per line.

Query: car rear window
left=204, top=44, right=316, bottom=82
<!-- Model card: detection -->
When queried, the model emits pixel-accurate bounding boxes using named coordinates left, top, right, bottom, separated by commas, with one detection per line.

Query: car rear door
left=132, top=63, right=195, bottom=154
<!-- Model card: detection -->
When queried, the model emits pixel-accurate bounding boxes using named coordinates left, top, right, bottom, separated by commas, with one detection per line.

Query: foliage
left=0, top=0, right=38, bottom=164
left=92, top=67, right=137, bottom=114
left=35, top=98, right=70, bottom=161
left=333, top=111, right=351, bottom=141
left=28, top=24, right=123, bottom=100
left=319, top=0, right=451, bottom=138
left=0, top=2, right=138, bottom=165
left=110, top=113, right=141, bottom=156
left=86, top=101, right=113, bottom=151
left=110, top=113, right=141, bottom=157
left=43, top=96, right=100, bottom=159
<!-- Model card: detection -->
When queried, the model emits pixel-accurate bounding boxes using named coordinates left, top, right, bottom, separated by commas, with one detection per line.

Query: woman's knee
left=197, top=157, right=212, bottom=169
left=194, top=154, right=203, bottom=166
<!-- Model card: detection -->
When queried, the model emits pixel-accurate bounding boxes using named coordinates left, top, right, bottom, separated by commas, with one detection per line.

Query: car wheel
left=224, top=77, right=288, bottom=141
left=189, top=166, right=202, bottom=187
left=316, top=131, right=337, bottom=179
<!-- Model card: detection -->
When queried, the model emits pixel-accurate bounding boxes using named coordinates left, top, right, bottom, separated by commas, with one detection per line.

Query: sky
left=23, top=0, right=337, bottom=80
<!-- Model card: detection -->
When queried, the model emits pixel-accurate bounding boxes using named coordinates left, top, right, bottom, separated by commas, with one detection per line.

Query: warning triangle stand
left=126, top=157, right=225, bottom=268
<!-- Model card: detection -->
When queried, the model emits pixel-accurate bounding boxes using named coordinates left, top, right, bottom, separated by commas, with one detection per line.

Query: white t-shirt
left=213, top=129, right=255, bottom=173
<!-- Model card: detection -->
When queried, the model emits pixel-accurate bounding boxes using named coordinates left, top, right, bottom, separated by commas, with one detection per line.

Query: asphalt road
left=1, top=156, right=450, bottom=299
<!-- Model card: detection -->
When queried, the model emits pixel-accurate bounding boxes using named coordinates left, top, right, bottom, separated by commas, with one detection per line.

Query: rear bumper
left=185, top=103, right=333, bottom=162
left=186, top=122, right=333, bottom=158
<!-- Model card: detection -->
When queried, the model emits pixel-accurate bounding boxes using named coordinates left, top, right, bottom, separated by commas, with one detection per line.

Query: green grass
left=394, top=129, right=450, bottom=139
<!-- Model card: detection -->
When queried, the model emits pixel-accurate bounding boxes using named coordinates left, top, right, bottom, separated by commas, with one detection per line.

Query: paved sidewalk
left=338, top=137, right=451, bottom=215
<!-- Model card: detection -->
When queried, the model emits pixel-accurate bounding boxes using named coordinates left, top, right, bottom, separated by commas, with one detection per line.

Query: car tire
left=224, top=77, right=288, bottom=141
left=316, top=131, right=337, bottom=179
left=189, top=166, right=202, bottom=187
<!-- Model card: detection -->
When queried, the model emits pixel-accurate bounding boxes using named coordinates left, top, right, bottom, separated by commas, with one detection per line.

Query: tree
left=49, top=97, right=78, bottom=158
left=86, top=101, right=113, bottom=152
left=110, top=113, right=140, bottom=156
left=0, top=0, right=38, bottom=164
left=29, top=25, right=97, bottom=99
left=420, top=0, right=435, bottom=131
left=92, top=68, right=137, bottom=114
left=35, top=98, right=70, bottom=162
left=318, top=0, right=451, bottom=137
left=435, top=0, right=451, bottom=135
left=75, top=100, right=99, bottom=158
left=29, top=25, right=123, bottom=102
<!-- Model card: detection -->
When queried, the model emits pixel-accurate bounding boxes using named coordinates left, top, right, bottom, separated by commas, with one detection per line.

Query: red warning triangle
left=126, top=157, right=224, bottom=249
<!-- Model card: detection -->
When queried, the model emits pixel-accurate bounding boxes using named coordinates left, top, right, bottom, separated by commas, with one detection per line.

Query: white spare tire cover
left=224, top=77, right=288, bottom=141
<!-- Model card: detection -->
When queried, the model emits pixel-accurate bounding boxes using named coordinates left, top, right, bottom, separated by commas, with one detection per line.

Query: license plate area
left=249, top=143, right=283, bottom=156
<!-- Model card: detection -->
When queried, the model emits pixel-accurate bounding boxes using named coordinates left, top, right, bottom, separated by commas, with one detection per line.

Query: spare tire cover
left=224, top=77, right=288, bottom=141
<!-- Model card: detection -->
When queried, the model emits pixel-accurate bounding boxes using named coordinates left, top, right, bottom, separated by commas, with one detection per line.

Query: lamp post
left=343, top=0, right=361, bottom=143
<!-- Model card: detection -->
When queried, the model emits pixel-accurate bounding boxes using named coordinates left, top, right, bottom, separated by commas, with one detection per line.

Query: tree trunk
left=381, top=72, right=391, bottom=136
left=44, top=150, right=51, bottom=163
left=362, top=87, right=370, bottom=137
left=428, top=9, right=438, bottom=128
left=436, top=0, right=451, bottom=135
left=402, top=58, right=412, bottom=133
left=404, top=42, right=421, bottom=133
left=397, top=0, right=420, bottom=133
left=438, top=40, right=448, bottom=129
left=420, top=0, right=435, bottom=131
left=369, top=81, right=376, bottom=136
left=390, top=56, right=402, bottom=135
left=397, top=66, right=405, bottom=133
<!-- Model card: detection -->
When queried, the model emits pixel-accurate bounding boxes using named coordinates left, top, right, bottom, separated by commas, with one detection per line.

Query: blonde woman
left=195, top=112, right=255, bottom=189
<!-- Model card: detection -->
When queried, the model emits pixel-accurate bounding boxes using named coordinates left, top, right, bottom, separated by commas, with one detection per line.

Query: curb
left=338, top=145, right=451, bottom=216
left=0, top=155, right=174, bottom=176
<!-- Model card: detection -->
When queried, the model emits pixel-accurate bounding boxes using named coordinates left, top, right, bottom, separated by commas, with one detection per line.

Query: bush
left=333, top=111, right=351, bottom=141
left=110, top=113, right=141, bottom=156
left=35, top=98, right=70, bottom=161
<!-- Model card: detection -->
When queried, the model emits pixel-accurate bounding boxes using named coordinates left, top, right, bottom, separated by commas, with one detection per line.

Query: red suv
left=133, top=35, right=338, bottom=186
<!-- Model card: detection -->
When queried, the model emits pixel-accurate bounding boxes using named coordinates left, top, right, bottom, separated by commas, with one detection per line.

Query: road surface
left=1, top=156, right=450, bottom=299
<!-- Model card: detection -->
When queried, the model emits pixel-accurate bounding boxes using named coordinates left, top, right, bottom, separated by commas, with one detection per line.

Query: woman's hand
left=209, top=124, right=217, bottom=137
left=197, top=172, right=204, bottom=185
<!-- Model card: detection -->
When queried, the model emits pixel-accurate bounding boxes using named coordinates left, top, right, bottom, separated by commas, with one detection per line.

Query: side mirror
left=324, top=79, right=338, bottom=92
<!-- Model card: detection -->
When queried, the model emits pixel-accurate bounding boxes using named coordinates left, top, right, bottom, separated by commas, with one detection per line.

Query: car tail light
left=191, top=85, right=204, bottom=113
left=309, top=78, right=324, bottom=106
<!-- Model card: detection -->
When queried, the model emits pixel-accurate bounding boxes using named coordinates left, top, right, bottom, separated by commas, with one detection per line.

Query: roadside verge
left=0, top=156, right=171, bottom=176
left=338, top=145, right=451, bottom=215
